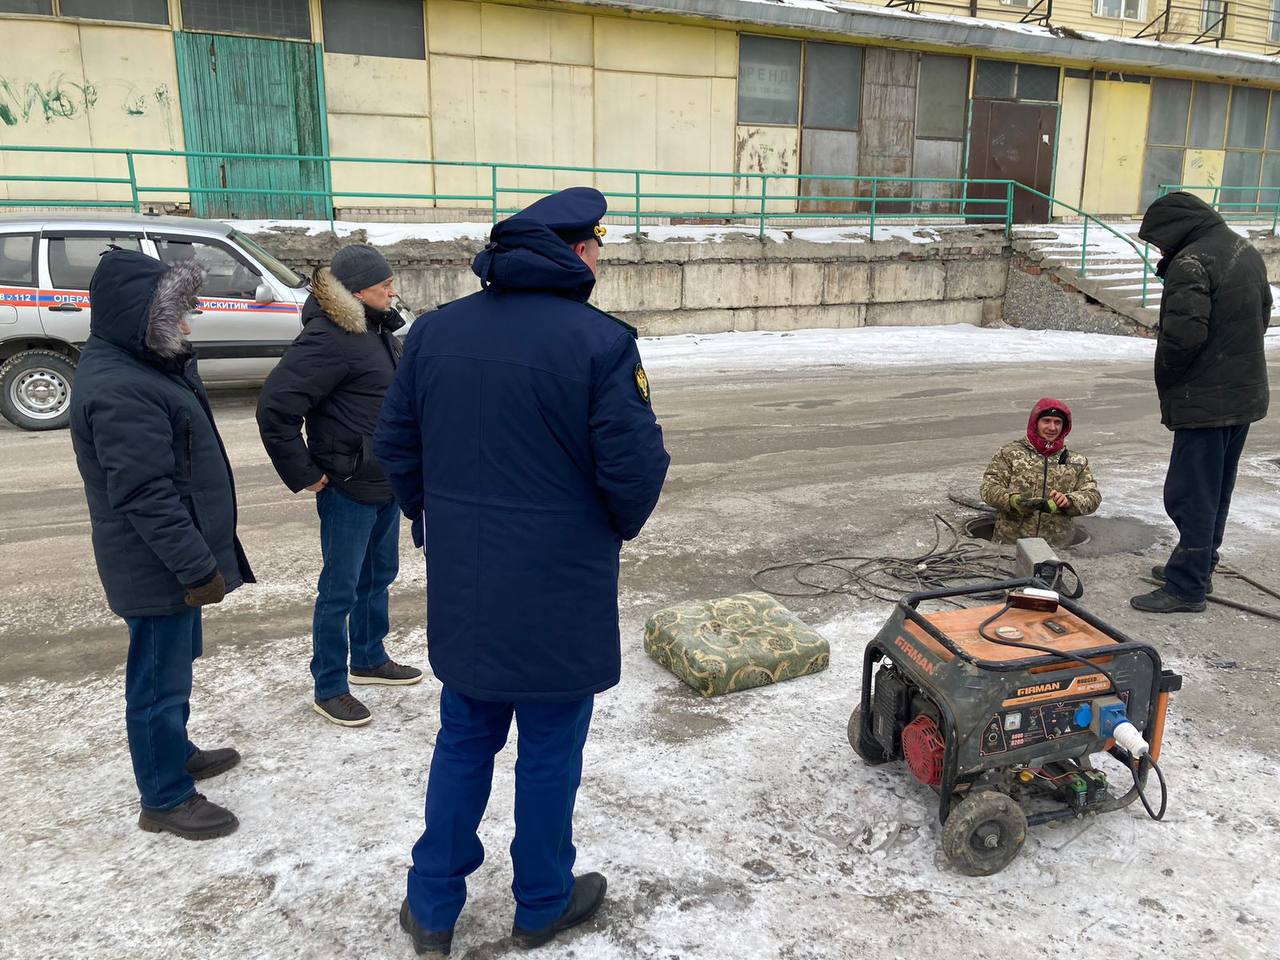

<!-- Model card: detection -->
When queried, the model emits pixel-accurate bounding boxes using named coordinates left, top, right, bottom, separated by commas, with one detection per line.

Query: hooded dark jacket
left=374, top=218, right=670, bottom=703
left=256, top=267, right=404, bottom=504
left=1138, top=192, right=1271, bottom=429
left=70, top=249, right=254, bottom=618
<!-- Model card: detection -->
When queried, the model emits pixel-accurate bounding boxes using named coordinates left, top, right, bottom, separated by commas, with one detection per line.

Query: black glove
left=410, top=511, right=424, bottom=549
left=184, top=570, right=227, bottom=607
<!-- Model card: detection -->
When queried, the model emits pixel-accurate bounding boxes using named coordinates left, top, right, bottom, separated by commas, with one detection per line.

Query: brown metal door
left=966, top=100, right=1057, bottom=224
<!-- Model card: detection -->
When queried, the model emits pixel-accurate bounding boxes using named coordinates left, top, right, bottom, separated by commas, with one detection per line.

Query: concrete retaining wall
left=247, top=228, right=1010, bottom=337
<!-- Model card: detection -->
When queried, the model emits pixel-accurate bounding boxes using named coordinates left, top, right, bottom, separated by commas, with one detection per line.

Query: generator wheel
left=846, top=706, right=888, bottom=765
left=941, top=791, right=1027, bottom=876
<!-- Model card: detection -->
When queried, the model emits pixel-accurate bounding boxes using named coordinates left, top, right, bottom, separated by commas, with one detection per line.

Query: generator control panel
left=980, top=691, right=1131, bottom=757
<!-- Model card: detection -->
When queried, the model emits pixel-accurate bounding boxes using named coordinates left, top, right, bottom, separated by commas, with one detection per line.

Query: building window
left=916, top=54, right=968, bottom=141
left=321, top=0, right=424, bottom=60
left=60, top=0, right=168, bottom=23
left=0, top=1, right=52, bottom=13
left=1147, top=78, right=1191, bottom=146
left=973, top=60, right=1058, bottom=102
left=738, top=35, right=802, bottom=126
left=1093, top=0, right=1145, bottom=19
left=1188, top=82, right=1229, bottom=149
left=1201, top=0, right=1226, bottom=32
left=1272, top=0, right=1280, bottom=42
left=180, top=0, right=311, bottom=40
left=802, top=42, right=862, bottom=131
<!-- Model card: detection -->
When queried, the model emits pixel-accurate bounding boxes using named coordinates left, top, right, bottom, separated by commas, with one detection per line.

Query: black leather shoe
left=1151, top=564, right=1213, bottom=595
left=138, top=793, right=238, bottom=840
left=1130, top=587, right=1206, bottom=613
left=399, top=899, right=452, bottom=957
left=185, top=747, right=241, bottom=781
left=511, top=872, right=607, bottom=950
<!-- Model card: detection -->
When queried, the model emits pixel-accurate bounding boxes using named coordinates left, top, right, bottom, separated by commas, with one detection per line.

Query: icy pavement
left=2, top=609, right=1276, bottom=960
left=3, top=326, right=1279, bottom=959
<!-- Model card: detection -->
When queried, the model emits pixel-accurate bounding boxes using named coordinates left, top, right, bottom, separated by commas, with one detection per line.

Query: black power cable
left=751, top=515, right=1014, bottom=606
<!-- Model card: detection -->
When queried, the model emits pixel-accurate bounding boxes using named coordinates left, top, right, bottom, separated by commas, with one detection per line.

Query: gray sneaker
left=349, top=660, right=424, bottom=686
left=313, top=693, right=372, bottom=727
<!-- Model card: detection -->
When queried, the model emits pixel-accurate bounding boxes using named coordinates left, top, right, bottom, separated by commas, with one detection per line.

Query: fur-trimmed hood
left=311, top=266, right=369, bottom=334
left=88, top=249, right=205, bottom=359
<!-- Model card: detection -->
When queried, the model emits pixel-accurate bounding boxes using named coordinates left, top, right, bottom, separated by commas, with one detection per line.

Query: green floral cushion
left=643, top=592, right=830, bottom=697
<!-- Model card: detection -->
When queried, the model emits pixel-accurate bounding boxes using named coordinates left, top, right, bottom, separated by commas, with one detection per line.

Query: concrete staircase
left=1009, top=224, right=1162, bottom=331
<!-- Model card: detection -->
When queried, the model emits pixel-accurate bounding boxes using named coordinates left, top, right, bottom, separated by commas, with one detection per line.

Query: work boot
left=185, top=747, right=241, bottom=781
left=1130, top=587, right=1206, bottom=614
left=511, top=873, right=607, bottom=950
left=399, top=899, right=452, bottom=957
left=1151, top=564, right=1213, bottom=595
left=350, top=660, right=424, bottom=686
left=138, top=793, right=238, bottom=840
left=313, top=693, right=372, bottom=727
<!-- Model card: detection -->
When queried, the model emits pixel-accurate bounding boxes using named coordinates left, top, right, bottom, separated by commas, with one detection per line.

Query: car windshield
left=229, top=230, right=305, bottom=287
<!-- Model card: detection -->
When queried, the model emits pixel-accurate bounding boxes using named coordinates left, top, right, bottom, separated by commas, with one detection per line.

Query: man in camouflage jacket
left=980, top=398, right=1101, bottom=550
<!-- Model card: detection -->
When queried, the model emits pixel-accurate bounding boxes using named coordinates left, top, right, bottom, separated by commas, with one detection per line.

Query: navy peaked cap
left=508, top=186, right=608, bottom=245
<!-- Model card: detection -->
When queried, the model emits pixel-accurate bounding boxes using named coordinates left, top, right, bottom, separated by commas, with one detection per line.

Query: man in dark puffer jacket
left=1131, top=192, right=1272, bottom=613
left=257, top=245, right=422, bottom=726
left=71, top=249, right=255, bottom=840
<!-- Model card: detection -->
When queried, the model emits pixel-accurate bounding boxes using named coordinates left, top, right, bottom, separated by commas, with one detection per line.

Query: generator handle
left=902, top=578, right=1040, bottom=607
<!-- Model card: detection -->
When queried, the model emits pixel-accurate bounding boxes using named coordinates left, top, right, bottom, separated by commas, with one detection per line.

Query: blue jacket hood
left=471, top=219, right=596, bottom=302
left=88, top=249, right=170, bottom=356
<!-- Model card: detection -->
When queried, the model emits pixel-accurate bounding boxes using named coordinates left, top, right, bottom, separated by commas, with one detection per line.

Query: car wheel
left=0, top=349, right=76, bottom=431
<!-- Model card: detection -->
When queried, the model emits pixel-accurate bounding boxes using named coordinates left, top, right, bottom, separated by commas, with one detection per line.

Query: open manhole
left=963, top=514, right=1090, bottom=547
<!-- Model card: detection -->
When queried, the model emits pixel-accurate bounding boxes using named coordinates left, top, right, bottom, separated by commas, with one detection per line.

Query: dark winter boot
left=349, top=660, right=424, bottom=686
left=1151, top=564, right=1213, bottom=595
left=511, top=873, right=607, bottom=950
left=399, top=899, right=452, bottom=957
left=185, top=747, right=241, bottom=781
left=313, top=693, right=372, bottom=727
left=1129, top=587, right=1207, bottom=614
left=138, top=793, right=238, bottom=840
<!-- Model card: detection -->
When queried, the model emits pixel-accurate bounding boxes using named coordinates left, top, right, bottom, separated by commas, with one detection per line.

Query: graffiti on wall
left=0, top=74, right=174, bottom=133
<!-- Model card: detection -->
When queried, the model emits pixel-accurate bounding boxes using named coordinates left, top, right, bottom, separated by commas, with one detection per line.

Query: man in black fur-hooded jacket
left=257, top=245, right=422, bottom=727
left=71, top=249, right=255, bottom=841
left=1131, top=192, right=1272, bottom=614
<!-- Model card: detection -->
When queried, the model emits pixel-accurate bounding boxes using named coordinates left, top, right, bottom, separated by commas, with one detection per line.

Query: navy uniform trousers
left=1162, top=424, right=1251, bottom=603
left=407, top=686, right=595, bottom=933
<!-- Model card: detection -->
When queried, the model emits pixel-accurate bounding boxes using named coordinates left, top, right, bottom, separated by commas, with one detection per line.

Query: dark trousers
left=124, top=608, right=202, bottom=811
left=1162, top=424, right=1250, bottom=603
left=406, top=687, right=595, bottom=933
left=312, top=487, right=400, bottom=700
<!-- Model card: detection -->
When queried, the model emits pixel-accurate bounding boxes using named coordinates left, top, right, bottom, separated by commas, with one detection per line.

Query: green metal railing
left=0, top=144, right=1167, bottom=306
left=1157, top=182, right=1280, bottom=233
left=0, top=144, right=1015, bottom=239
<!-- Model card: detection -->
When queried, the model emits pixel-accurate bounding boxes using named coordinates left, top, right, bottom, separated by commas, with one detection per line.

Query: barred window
left=322, top=0, right=425, bottom=60
left=180, top=0, right=311, bottom=39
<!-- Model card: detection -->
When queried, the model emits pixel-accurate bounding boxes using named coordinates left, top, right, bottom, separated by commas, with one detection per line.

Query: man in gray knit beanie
left=257, top=243, right=422, bottom=727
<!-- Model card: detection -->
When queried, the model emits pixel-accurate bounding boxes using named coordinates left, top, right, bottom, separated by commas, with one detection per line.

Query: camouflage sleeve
left=1064, top=456, right=1101, bottom=516
left=980, top=447, right=1016, bottom=511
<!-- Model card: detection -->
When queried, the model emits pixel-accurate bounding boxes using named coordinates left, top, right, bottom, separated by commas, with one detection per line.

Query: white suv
left=0, top=213, right=404, bottom=431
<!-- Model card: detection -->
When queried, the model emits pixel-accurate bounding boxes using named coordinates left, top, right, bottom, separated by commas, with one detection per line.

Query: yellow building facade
left=2, top=0, right=1280, bottom=220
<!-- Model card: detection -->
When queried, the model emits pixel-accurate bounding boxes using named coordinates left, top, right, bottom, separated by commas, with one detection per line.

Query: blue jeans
left=406, top=687, right=595, bottom=933
left=312, top=487, right=401, bottom=700
left=124, top=608, right=202, bottom=811
left=1162, top=424, right=1250, bottom=603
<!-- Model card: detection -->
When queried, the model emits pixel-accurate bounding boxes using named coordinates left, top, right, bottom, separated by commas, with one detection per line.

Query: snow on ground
left=639, top=324, right=1162, bottom=374
left=230, top=219, right=981, bottom=246
left=3, top=608, right=1276, bottom=960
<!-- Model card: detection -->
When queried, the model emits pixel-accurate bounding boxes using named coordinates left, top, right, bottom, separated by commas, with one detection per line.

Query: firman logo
left=894, top=635, right=935, bottom=676
left=1016, top=680, right=1067, bottom=697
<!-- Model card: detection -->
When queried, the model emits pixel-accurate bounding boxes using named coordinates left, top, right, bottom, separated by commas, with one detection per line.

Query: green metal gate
left=174, top=32, right=327, bottom=219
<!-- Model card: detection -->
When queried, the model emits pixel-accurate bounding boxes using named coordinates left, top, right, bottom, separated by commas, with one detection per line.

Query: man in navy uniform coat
left=375, top=187, right=669, bottom=954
